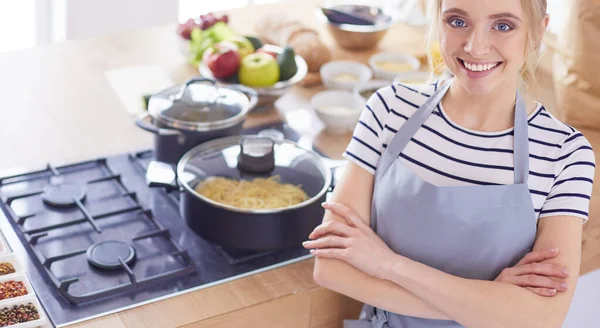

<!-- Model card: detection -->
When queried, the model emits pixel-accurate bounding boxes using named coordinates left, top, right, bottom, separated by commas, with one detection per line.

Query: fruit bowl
left=198, top=44, right=308, bottom=112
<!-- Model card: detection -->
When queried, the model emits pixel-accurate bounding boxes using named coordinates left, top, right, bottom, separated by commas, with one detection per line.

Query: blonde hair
left=426, top=0, right=548, bottom=91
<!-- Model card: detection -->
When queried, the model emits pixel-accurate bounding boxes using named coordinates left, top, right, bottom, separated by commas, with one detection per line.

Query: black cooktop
left=0, top=123, right=317, bottom=327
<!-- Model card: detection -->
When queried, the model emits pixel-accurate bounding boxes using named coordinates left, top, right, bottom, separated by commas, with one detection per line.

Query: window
left=178, top=0, right=248, bottom=22
left=547, top=0, right=567, bottom=35
left=178, top=0, right=292, bottom=22
left=0, top=0, right=36, bottom=53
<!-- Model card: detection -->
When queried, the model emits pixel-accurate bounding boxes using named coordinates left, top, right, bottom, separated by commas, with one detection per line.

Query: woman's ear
left=536, top=14, right=549, bottom=46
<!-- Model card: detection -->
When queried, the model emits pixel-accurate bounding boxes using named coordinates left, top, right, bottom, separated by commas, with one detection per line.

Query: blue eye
left=450, top=18, right=467, bottom=28
left=495, top=23, right=512, bottom=32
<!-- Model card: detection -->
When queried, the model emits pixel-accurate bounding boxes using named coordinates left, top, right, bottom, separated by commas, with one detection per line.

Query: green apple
left=238, top=53, right=280, bottom=87
left=228, top=35, right=255, bottom=58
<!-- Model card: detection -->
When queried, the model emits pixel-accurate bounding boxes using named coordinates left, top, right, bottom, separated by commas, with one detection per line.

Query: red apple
left=255, top=46, right=278, bottom=59
left=203, top=44, right=241, bottom=79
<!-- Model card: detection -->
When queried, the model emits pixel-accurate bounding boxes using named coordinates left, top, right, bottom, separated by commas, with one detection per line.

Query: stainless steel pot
left=135, top=77, right=258, bottom=164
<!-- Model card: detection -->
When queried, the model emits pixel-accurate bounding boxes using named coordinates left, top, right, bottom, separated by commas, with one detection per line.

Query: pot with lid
left=136, top=77, right=258, bottom=164
left=147, top=131, right=344, bottom=252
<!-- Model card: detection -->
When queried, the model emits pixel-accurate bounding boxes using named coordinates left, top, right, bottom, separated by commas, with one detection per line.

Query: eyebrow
left=442, top=8, right=522, bottom=22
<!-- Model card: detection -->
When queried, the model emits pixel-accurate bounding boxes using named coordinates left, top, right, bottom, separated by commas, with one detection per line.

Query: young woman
left=302, top=0, right=595, bottom=327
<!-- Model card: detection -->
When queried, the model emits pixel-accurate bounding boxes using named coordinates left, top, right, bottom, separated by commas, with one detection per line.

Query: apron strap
left=377, top=79, right=530, bottom=184
left=377, top=80, right=452, bottom=176
left=513, top=90, right=529, bottom=184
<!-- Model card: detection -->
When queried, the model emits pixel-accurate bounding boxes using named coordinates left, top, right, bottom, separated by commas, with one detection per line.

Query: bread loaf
left=255, top=15, right=331, bottom=72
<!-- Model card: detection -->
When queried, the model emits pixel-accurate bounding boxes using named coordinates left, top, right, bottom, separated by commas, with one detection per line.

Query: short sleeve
left=342, top=86, right=392, bottom=175
left=539, top=132, right=596, bottom=222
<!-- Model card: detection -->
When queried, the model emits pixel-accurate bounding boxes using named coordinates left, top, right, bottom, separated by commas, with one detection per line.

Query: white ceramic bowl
left=353, top=79, right=392, bottom=102
left=320, top=60, right=373, bottom=91
left=0, top=295, right=48, bottom=328
left=0, top=274, right=35, bottom=301
left=0, top=253, right=25, bottom=278
left=311, top=90, right=365, bottom=135
left=369, top=52, right=421, bottom=80
left=392, top=71, right=437, bottom=86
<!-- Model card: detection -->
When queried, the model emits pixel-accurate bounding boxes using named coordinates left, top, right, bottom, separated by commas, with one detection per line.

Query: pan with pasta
left=148, top=134, right=342, bottom=252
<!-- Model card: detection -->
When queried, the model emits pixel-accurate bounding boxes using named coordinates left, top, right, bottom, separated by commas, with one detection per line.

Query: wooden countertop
left=0, top=0, right=599, bottom=327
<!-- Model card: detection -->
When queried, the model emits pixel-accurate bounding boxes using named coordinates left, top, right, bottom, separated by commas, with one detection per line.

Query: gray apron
left=344, top=80, right=537, bottom=328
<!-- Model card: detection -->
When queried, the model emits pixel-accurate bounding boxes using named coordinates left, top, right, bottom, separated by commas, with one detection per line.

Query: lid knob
left=170, top=77, right=218, bottom=102
left=237, top=136, right=276, bottom=173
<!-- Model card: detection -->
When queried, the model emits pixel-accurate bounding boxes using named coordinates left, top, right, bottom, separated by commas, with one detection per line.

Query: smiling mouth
left=458, top=58, right=503, bottom=72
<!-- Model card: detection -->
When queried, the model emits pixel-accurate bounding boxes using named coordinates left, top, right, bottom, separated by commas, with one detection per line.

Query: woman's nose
left=464, top=30, right=491, bottom=58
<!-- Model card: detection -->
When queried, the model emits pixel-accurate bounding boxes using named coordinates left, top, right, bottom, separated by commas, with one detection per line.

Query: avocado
left=141, top=94, right=152, bottom=110
left=277, top=46, right=298, bottom=81
left=244, top=36, right=263, bottom=51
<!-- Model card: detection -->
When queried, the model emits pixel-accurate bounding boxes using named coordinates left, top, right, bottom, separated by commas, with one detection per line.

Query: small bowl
left=353, top=79, right=392, bottom=102
left=311, top=90, right=365, bottom=135
left=0, top=295, right=48, bottom=328
left=0, top=253, right=25, bottom=278
left=369, top=52, right=421, bottom=80
left=320, top=60, right=372, bottom=91
left=316, top=4, right=399, bottom=51
left=0, top=274, right=35, bottom=301
left=393, top=71, right=437, bottom=86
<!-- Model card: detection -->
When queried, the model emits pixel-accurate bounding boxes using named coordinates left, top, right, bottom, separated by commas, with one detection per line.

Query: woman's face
left=439, top=0, right=528, bottom=95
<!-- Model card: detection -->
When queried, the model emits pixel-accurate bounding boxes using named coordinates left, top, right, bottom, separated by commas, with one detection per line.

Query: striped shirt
left=344, top=81, right=596, bottom=222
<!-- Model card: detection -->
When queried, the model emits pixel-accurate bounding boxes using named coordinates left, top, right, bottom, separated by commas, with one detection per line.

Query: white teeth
left=462, top=60, right=499, bottom=72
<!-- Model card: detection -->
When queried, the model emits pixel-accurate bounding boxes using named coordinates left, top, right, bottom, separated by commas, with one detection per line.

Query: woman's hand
left=495, top=248, right=570, bottom=297
left=303, top=202, right=398, bottom=280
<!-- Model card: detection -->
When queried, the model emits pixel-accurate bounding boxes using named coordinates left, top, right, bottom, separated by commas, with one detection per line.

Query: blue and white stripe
left=344, top=82, right=596, bottom=222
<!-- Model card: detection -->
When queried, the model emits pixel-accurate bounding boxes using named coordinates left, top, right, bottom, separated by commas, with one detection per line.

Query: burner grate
left=0, top=158, right=196, bottom=305
left=27, top=209, right=195, bottom=304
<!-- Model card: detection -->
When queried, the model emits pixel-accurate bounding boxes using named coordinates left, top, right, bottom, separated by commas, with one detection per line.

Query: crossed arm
left=309, top=162, right=581, bottom=328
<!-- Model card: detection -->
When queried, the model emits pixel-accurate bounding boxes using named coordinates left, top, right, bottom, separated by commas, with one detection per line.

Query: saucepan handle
left=145, top=161, right=180, bottom=191
left=135, top=112, right=186, bottom=144
left=171, top=77, right=217, bottom=102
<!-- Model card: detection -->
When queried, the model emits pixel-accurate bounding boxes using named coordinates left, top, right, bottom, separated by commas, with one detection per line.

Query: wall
left=55, top=0, right=178, bottom=41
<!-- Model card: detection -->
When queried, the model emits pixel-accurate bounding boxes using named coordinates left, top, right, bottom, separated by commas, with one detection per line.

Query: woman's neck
left=441, top=79, right=523, bottom=132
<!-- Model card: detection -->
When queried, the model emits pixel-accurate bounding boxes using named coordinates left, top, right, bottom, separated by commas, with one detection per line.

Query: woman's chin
left=452, top=72, right=503, bottom=96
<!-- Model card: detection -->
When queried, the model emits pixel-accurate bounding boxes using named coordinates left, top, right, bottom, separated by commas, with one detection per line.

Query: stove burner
left=41, top=182, right=86, bottom=207
left=86, top=241, right=136, bottom=270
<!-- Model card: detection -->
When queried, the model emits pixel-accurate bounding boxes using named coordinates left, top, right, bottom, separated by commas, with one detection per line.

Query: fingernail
left=302, top=241, right=309, bottom=245
left=562, top=268, right=570, bottom=276
left=560, top=283, right=568, bottom=290
left=321, top=202, right=328, bottom=207
left=310, top=249, right=316, bottom=254
left=550, top=248, right=559, bottom=253
left=549, top=289, right=556, bottom=295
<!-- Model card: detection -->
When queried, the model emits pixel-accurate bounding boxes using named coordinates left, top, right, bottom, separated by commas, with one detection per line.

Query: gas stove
left=0, top=123, right=314, bottom=327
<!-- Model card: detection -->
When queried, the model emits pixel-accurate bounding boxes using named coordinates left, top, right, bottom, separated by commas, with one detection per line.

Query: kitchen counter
left=0, top=0, right=599, bottom=327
